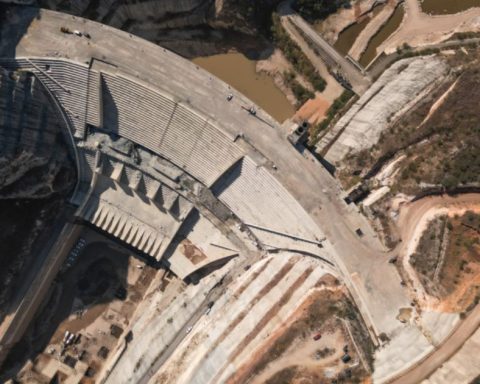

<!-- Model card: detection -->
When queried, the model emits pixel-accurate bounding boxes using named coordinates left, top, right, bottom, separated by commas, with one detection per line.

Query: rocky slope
left=317, top=56, right=449, bottom=165
left=38, top=0, right=281, bottom=57
left=0, top=69, right=75, bottom=323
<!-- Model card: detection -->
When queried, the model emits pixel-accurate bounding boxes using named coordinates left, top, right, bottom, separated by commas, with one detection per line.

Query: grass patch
left=245, top=290, right=374, bottom=381
left=283, top=70, right=315, bottom=107
left=271, top=13, right=326, bottom=93
left=309, top=89, right=355, bottom=145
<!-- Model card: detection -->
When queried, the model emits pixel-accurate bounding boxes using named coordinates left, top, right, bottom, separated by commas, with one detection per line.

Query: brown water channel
left=333, top=4, right=386, bottom=55
left=360, top=3, right=405, bottom=67
left=192, top=52, right=295, bottom=123
left=421, top=0, right=480, bottom=14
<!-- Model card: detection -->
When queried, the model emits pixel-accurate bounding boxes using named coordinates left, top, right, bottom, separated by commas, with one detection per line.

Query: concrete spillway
left=0, top=7, right=438, bottom=384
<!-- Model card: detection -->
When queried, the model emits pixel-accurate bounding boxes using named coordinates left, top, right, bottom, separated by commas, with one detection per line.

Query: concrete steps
left=155, top=255, right=334, bottom=384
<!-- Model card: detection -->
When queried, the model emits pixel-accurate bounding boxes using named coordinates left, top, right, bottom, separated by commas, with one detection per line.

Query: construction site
left=0, top=0, right=479, bottom=383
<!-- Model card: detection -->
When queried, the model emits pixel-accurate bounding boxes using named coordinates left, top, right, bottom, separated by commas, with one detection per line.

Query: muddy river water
left=191, top=0, right=480, bottom=122
left=421, top=0, right=480, bottom=14
left=192, top=52, right=295, bottom=123
left=360, top=3, right=405, bottom=67
left=333, top=3, right=386, bottom=55
left=332, top=0, right=480, bottom=68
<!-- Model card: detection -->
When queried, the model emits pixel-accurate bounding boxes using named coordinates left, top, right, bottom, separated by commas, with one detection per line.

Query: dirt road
left=278, top=1, right=371, bottom=95
left=380, top=0, right=480, bottom=53
left=389, top=193, right=480, bottom=382
left=395, top=193, right=480, bottom=306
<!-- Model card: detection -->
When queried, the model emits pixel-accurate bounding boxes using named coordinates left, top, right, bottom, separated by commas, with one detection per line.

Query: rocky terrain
left=38, top=0, right=282, bottom=57
left=317, top=55, right=449, bottom=166
left=316, top=44, right=480, bottom=330
left=0, top=69, right=75, bottom=324
left=337, top=49, right=480, bottom=198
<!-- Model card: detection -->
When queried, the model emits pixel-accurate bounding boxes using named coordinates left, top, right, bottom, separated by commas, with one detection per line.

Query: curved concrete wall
left=0, top=53, right=329, bottom=270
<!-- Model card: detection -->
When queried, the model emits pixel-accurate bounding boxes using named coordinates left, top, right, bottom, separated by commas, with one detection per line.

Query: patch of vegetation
left=246, top=291, right=374, bottom=381
left=340, top=53, right=480, bottom=194
left=411, top=212, right=480, bottom=307
left=402, top=47, right=441, bottom=58
left=283, top=71, right=315, bottom=107
left=449, top=31, right=480, bottom=41
left=315, top=347, right=335, bottom=358
left=309, top=89, right=355, bottom=145
left=410, top=216, right=448, bottom=296
left=293, top=0, right=351, bottom=22
left=396, top=43, right=441, bottom=59
left=463, top=211, right=480, bottom=231
left=264, top=366, right=302, bottom=384
left=440, top=212, right=480, bottom=301
left=271, top=13, right=326, bottom=93
left=469, top=375, right=480, bottom=384
left=440, top=145, right=480, bottom=189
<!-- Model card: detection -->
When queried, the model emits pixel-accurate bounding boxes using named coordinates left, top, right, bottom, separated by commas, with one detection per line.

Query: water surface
left=192, top=53, right=295, bottom=122
left=421, top=0, right=480, bottom=14
left=360, top=4, right=405, bottom=67
left=333, top=4, right=386, bottom=55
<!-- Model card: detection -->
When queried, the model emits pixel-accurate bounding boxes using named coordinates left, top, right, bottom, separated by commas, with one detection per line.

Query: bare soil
left=8, top=233, right=156, bottom=383
left=438, top=212, right=480, bottom=312
left=294, top=95, right=331, bottom=124
left=228, top=288, right=374, bottom=384
left=403, top=204, right=480, bottom=312
left=180, top=239, right=207, bottom=265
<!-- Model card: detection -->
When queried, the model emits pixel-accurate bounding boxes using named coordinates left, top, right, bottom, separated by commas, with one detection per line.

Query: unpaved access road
left=389, top=193, right=480, bottom=383
left=390, top=300, right=480, bottom=383
left=395, top=193, right=480, bottom=306
left=396, top=193, right=480, bottom=257
left=380, top=0, right=480, bottom=53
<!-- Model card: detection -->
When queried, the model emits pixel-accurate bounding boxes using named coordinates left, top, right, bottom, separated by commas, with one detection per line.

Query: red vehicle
left=313, top=333, right=322, bottom=341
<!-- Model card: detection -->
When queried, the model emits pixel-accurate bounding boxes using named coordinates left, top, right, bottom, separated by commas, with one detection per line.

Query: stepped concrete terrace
left=0, top=7, right=451, bottom=382
left=0, top=2, right=404, bottom=336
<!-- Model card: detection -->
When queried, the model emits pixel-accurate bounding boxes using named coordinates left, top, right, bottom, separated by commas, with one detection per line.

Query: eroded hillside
left=0, top=69, right=75, bottom=323
left=38, top=0, right=282, bottom=57
left=338, top=49, right=480, bottom=196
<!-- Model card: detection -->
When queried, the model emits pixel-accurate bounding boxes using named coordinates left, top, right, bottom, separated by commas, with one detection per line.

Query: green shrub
left=293, top=0, right=351, bottom=21
left=283, top=71, right=315, bottom=106
left=271, top=14, right=326, bottom=92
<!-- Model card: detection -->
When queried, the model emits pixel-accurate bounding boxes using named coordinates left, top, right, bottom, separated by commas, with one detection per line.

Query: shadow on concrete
left=267, top=247, right=335, bottom=267
left=307, top=148, right=336, bottom=175
left=210, top=157, right=243, bottom=197
left=100, top=74, right=119, bottom=136
left=161, top=209, right=238, bottom=282
left=160, top=209, right=201, bottom=270
left=185, top=255, right=236, bottom=285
